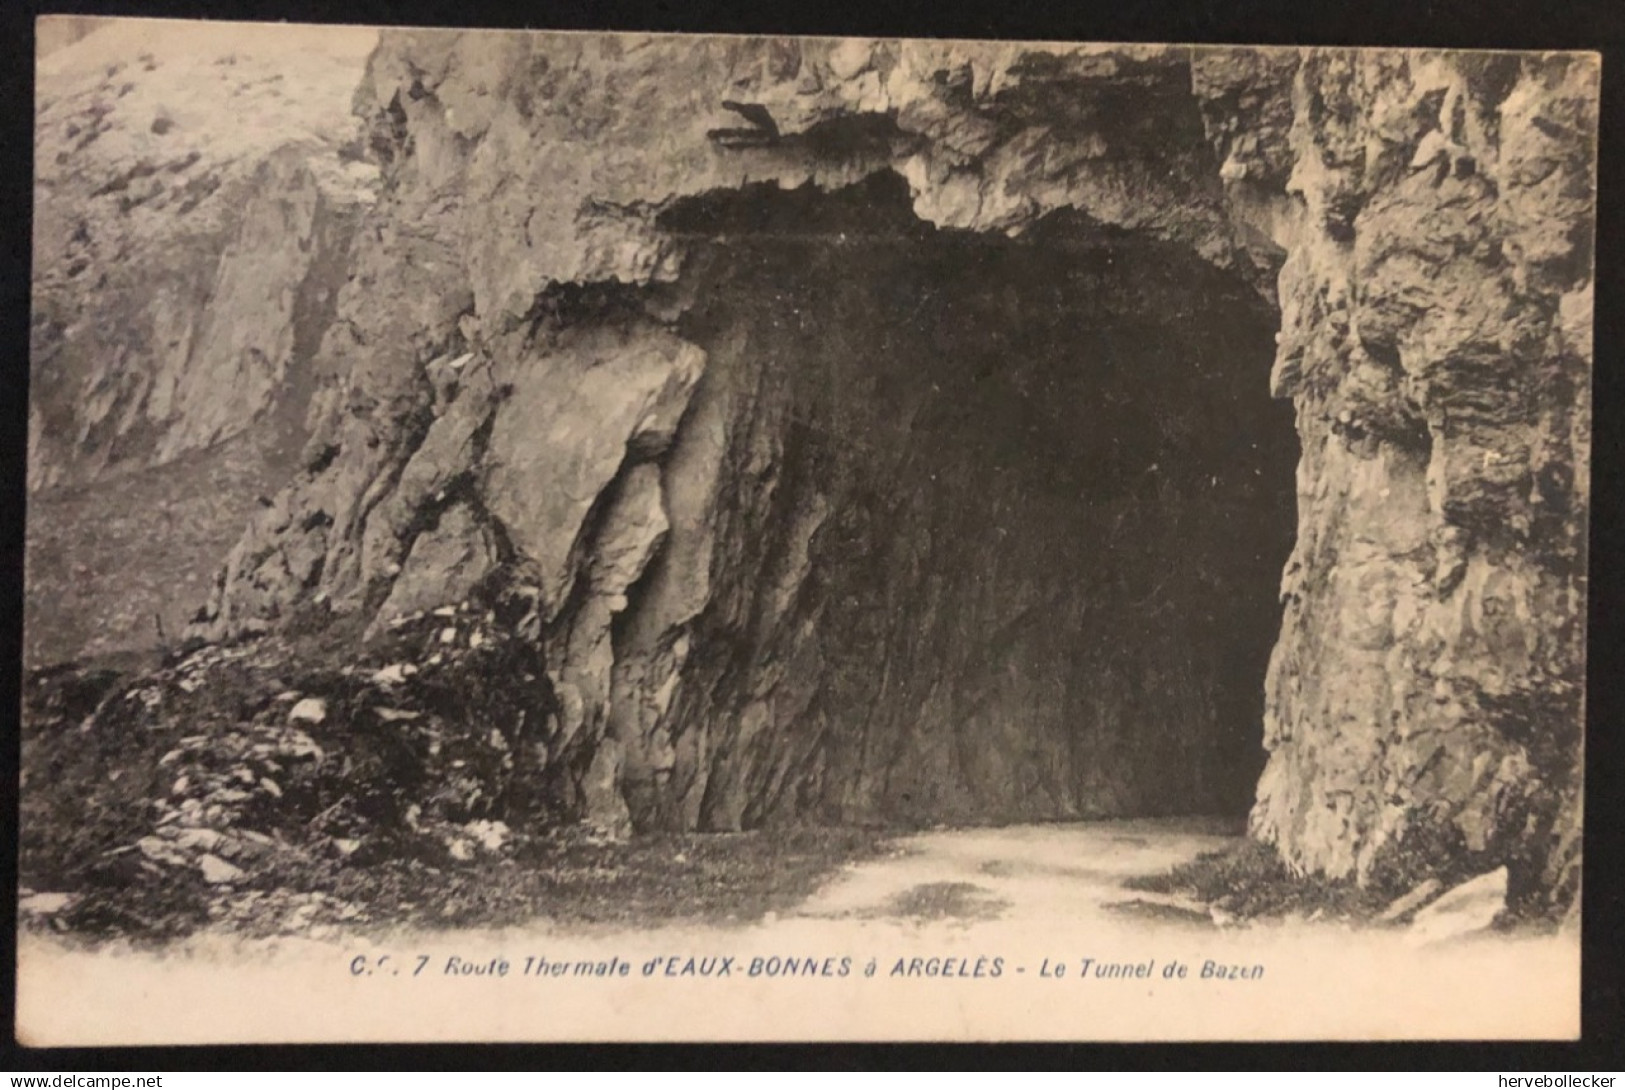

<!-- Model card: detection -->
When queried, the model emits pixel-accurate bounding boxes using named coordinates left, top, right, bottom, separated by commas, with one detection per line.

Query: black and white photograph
left=14, top=17, right=1598, bottom=1044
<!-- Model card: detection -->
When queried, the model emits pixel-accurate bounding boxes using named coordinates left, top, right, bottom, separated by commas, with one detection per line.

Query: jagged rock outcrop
left=30, top=20, right=380, bottom=489
left=191, top=35, right=1302, bottom=833
left=37, top=32, right=1593, bottom=912
left=26, top=20, right=379, bottom=661
left=1249, top=51, right=1595, bottom=913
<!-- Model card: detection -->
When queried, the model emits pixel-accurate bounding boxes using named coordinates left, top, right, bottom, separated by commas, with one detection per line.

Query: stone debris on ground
left=288, top=697, right=326, bottom=724
left=205, top=888, right=369, bottom=936
left=1378, top=878, right=1445, bottom=924
left=198, top=854, right=245, bottom=885
left=1405, top=868, right=1509, bottom=946
left=19, top=590, right=556, bottom=938
left=19, top=892, right=76, bottom=917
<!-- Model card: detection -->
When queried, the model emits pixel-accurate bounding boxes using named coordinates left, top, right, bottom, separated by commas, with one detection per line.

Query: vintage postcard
left=17, top=17, right=1596, bottom=1044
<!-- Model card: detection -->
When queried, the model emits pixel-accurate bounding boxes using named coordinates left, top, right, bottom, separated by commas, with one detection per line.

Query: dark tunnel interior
left=624, top=173, right=1297, bottom=830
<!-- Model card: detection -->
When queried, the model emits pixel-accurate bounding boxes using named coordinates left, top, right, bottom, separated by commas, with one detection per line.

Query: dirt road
left=792, top=816, right=1239, bottom=929
left=15, top=817, right=1578, bottom=1044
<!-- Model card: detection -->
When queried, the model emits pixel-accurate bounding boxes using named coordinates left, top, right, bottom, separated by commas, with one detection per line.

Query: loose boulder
left=1406, top=868, right=1508, bottom=946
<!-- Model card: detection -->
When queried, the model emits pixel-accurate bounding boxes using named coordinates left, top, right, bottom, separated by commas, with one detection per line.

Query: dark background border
left=1, top=0, right=1621, bottom=1070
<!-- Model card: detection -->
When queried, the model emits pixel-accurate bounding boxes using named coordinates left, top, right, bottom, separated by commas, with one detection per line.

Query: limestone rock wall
left=1249, top=51, right=1596, bottom=911
left=191, top=35, right=1293, bottom=830
left=171, top=34, right=1594, bottom=906
left=26, top=21, right=382, bottom=663
left=29, top=22, right=379, bottom=492
left=636, top=184, right=1290, bottom=830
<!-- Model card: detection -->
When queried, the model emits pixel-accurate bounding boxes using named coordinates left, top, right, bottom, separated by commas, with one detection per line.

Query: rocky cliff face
left=1249, top=51, right=1595, bottom=911
left=31, top=21, right=379, bottom=490
left=33, top=31, right=1594, bottom=911
left=27, top=21, right=377, bottom=660
left=188, top=36, right=1304, bottom=836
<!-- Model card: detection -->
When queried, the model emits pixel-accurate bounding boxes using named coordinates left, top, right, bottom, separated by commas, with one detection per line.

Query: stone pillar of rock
left=1248, top=50, right=1595, bottom=913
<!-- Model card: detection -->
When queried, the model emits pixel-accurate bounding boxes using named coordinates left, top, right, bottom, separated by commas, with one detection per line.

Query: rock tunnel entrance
left=612, top=173, right=1298, bottom=833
